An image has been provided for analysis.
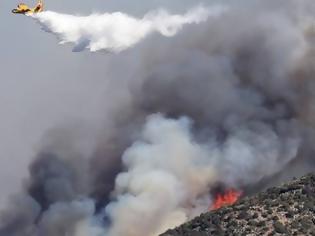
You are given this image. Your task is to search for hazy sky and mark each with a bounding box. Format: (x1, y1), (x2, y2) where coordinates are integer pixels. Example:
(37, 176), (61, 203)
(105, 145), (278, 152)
(0, 0), (212, 207)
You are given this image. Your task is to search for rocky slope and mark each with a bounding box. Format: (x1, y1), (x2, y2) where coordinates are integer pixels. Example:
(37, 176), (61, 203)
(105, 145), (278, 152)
(161, 173), (315, 236)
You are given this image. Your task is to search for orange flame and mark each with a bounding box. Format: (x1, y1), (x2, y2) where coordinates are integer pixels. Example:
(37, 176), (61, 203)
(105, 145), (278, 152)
(210, 189), (242, 210)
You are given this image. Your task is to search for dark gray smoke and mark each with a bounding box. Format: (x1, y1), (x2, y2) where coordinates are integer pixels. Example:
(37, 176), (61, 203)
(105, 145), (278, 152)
(2, 1), (315, 235)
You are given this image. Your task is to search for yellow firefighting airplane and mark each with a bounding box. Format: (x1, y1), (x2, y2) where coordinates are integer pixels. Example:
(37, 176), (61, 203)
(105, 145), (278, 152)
(12, 0), (43, 15)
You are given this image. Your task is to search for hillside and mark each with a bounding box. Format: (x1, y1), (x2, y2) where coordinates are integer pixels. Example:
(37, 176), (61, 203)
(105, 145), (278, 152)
(161, 174), (315, 236)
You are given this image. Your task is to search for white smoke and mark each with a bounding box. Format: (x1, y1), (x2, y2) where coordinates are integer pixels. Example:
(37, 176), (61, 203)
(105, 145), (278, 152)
(31, 5), (226, 52)
(106, 114), (216, 236)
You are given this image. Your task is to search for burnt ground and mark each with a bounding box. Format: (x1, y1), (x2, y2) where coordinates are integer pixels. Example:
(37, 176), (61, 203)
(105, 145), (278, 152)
(161, 173), (315, 236)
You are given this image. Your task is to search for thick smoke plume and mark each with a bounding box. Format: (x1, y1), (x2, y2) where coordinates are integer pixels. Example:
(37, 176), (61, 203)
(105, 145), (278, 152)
(3, 1), (315, 236)
(32, 6), (225, 52)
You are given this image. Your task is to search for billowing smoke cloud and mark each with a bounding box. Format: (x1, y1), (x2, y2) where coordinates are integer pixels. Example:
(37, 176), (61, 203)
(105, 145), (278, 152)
(105, 114), (216, 236)
(32, 6), (225, 52)
(3, 1), (315, 236)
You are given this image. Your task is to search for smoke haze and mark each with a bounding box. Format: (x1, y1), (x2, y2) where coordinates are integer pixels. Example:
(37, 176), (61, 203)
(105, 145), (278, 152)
(2, 0), (315, 236)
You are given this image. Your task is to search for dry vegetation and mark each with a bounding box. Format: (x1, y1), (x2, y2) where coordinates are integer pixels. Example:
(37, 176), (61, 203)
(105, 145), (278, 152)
(161, 174), (315, 236)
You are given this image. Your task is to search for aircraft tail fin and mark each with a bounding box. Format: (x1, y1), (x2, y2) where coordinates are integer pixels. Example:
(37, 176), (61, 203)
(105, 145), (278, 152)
(33, 0), (43, 13)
